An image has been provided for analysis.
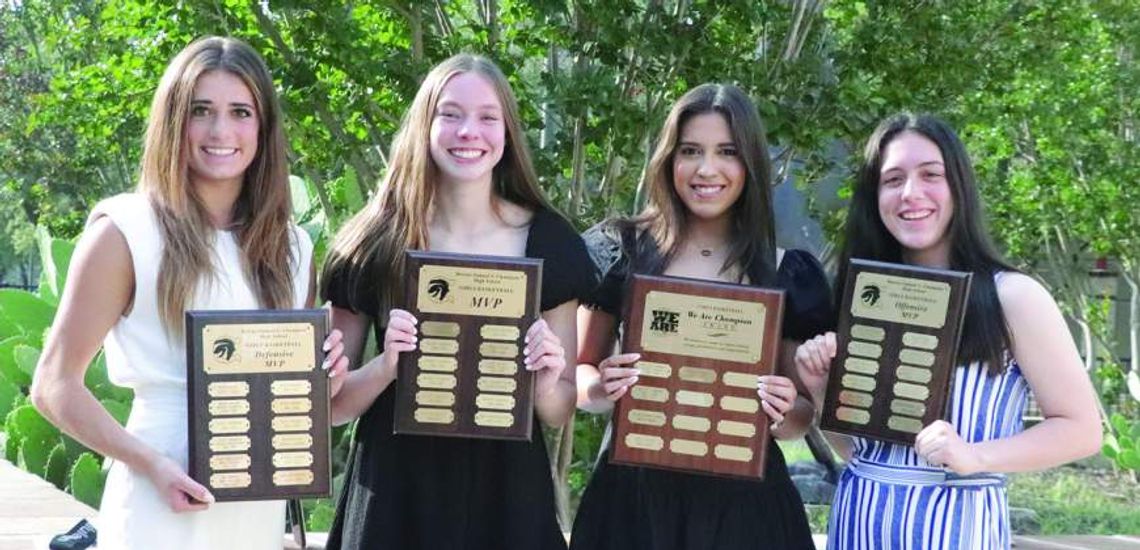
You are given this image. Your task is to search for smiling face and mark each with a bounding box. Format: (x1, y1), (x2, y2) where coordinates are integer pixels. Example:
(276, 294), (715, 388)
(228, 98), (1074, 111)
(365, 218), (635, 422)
(671, 112), (746, 223)
(428, 71), (506, 187)
(877, 131), (955, 267)
(185, 70), (259, 191)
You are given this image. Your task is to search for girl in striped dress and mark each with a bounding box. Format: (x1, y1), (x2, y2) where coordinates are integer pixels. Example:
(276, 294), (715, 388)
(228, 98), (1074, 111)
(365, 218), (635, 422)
(795, 113), (1102, 549)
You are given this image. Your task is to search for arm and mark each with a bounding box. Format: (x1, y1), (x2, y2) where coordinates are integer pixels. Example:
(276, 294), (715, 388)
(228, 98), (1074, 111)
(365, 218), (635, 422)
(767, 339), (815, 440)
(326, 306), (410, 426)
(31, 217), (213, 511)
(917, 273), (1102, 474)
(793, 332), (856, 460)
(528, 300), (579, 428)
(575, 306), (639, 414)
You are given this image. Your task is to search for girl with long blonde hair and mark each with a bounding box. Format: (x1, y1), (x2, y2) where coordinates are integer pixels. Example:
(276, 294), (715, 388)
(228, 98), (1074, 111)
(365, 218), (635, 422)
(31, 36), (344, 549)
(320, 54), (594, 549)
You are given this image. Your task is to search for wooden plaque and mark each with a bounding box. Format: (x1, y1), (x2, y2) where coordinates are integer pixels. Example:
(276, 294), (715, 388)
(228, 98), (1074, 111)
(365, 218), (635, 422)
(609, 274), (785, 479)
(819, 259), (972, 444)
(186, 309), (331, 501)
(393, 251), (542, 440)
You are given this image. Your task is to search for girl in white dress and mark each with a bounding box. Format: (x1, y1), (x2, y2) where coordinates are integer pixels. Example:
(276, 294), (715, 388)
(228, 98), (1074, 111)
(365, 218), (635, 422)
(30, 36), (348, 549)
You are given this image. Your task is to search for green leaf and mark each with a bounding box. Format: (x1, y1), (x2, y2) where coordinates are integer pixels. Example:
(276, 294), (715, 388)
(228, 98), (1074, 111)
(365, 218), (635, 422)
(19, 430), (57, 477)
(44, 442), (70, 489)
(0, 375), (20, 422)
(290, 175), (313, 219)
(36, 225), (76, 305)
(0, 336), (31, 387)
(0, 290), (57, 346)
(37, 270), (58, 306)
(101, 399), (131, 426)
(1120, 449), (1140, 471)
(4, 431), (18, 462)
(13, 345), (40, 379)
(343, 166), (364, 213)
(69, 452), (106, 508)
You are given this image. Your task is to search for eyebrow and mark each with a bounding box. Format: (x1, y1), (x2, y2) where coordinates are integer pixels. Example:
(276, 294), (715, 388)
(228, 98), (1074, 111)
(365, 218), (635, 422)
(882, 160), (944, 172)
(677, 141), (736, 147)
(437, 100), (502, 110)
(191, 99), (255, 109)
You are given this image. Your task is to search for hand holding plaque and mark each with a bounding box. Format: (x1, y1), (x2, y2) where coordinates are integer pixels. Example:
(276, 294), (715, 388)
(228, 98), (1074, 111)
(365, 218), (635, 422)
(393, 251), (542, 440)
(609, 274), (785, 479)
(186, 309), (332, 501)
(819, 259), (972, 444)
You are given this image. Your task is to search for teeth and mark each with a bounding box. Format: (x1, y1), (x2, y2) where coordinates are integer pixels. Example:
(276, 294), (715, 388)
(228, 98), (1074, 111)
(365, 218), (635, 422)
(901, 210), (932, 220)
(692, 184), (724, 197)
(450, 149), (483, 159)
(204, 147), (237, 156)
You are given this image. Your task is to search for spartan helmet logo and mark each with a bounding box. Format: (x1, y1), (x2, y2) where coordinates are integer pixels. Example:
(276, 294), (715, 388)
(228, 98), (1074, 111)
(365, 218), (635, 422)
(212, 338), (237, 362)
(860, 284), (882, 307)
(427, 278), (451, 301)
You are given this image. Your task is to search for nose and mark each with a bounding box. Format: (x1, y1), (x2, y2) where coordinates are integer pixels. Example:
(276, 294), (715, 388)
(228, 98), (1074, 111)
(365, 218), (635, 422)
(900, 175), (919, 200)
(456, 116), (476, 140)
(696, 153), (717, 178)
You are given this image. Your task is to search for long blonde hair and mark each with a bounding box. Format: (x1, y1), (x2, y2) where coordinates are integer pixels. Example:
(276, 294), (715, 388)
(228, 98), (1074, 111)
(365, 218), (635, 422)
(140, 36), (294, 334)
(321, 54), (551, 317)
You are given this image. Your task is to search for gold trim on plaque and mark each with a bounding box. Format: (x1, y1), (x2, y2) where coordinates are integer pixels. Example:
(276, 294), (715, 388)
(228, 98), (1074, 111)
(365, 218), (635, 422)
(271, 397), (312, 414)
(474, 411), (515, 427)
(202, 323), (315, 375)
(844, 357), (881, 375)
(207, 381), (249, 398)
(902, 332), (939, 350)
(669, 438), (709, 457)
(838, 390), (874, 408)
(835, 407), (871, 425)
(848, 341), (883, 359)
(415, 390), (456, 407)
(631, 385), (669, 402)
(272, 415), (313, 432)
(420, 338), (460, 355)
(272, 451), (314, 469)
(672, 414), (711, 433)
(478, 359), (518, 376)
(888, 416), (924, 433)
(841, 373), (877, 392)
(209, 436), (251, 453)
(419, 355), (459, 372)
(627, 409), (667, 427)
(899, 349), (935, 367)
(675, 390), (714, 408)
(479, 342), (518, 358)
(893, 381), (929, 401)
(270, 379), (312, 396)
(272, 433), (314, 450)
(850, 324), (887, 342)
(636, 361), (672, 378)
(890, 399), (926, 418)
(417, 373), (458, 390)
(722, 371), (757, 389)
(640, 291), (768, 363)
(208, 418), (251, 434)
(420, 321), (461, 338)
(480, 324), (521, 341)
(209, 454), (251, 471)
(678, 366), (717, 384)
(720, 396), (760, 413)
(477, 376), (517, 393)
(208, 399), (250, 416)
(210, 472), (251, 489)
(475, 394), (516, 410)
(273, 469), (315, 486)
(897, 365), (933, 383)
(714, 444), (754, 462)
(414, 407), (455, 424)
(625, 433), (664, 451)
(850, 272), (952, 329)
(416, 264), (528, 318)
(717, 419), (756, 438)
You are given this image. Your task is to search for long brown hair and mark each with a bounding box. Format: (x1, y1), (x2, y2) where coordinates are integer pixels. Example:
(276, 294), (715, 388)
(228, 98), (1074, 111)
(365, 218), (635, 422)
(140, 36), (294, 334)
(321, 54), (552, 317)
(617, 83), (778, 287)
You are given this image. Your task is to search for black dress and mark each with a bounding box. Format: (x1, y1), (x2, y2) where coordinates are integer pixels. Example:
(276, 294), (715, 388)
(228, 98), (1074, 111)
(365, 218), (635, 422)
(569, 224), (834, 550)
(324, 209), (596, 550)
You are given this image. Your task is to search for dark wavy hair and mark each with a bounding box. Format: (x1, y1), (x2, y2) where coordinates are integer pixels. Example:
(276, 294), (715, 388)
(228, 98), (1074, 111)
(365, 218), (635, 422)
(838, 113), (1017, 373)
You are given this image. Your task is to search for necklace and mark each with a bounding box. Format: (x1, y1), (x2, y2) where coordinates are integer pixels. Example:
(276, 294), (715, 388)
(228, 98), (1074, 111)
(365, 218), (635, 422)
(700, 249), (713, 257)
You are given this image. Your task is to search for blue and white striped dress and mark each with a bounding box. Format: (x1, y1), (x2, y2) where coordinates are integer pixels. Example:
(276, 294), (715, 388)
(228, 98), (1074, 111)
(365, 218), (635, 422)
(827, 359), (1031, 549)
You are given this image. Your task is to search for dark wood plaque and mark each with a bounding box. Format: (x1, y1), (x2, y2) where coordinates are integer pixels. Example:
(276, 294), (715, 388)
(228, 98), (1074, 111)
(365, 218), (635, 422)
(393, 251), (542, 440)
(609, 274), (785, 479)
(819, 259), (972, 444)
(186, 309), (331, 501)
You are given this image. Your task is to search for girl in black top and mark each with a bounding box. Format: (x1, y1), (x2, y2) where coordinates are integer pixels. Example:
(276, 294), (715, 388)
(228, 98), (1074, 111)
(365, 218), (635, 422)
(570, 84), (831, 550)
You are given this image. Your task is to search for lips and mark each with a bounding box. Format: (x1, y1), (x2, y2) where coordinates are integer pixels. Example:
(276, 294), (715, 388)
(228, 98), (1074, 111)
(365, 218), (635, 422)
(899, 208), (934, 221)
(202, 147), (239, 157)
(690, 183), (726, 198)
(448, 148), (485, 160)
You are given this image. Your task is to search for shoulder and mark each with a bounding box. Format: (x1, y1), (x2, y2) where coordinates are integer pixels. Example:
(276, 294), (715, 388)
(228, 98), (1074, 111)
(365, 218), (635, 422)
(527, 208), (588, 258)
(995, 271), (1057, 321)
(777, 248), (824, 274)
(89, 192), (150, 224)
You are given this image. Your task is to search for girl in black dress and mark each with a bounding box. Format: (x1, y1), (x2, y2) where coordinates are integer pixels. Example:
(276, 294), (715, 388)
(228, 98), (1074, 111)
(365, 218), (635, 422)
(319, 54), (594, 550)
(570, 84), (831, 550)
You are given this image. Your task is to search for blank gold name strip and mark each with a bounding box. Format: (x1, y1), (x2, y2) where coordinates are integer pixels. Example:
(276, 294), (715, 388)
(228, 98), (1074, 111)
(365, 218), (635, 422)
(636, 361), (672, 378)
(208, 399), (250, 416)
(627, 409), (666, 427)
(207, 381), (249, 398)
(722, 372), (757, 389)
(678, 366), (716, 384)
(480, 324), (520, 341)
(270, 379), (312, 396)
(419, 356), (459, 372)
(478, 359), (518, 376)
(474, 411), (514, 428)
(420, 321), (460, 338)
(414, 407), (454, 424)
(421, 338), (459, 355)
(479, 342), (518, 359)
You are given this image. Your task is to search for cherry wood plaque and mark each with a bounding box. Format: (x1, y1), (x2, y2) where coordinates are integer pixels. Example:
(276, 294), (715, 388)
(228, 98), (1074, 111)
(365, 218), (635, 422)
(819, 259), (973, 444)
(609, 274), (785, 479)
(393, 251), (542, 440)
(186, 309), (331, 501)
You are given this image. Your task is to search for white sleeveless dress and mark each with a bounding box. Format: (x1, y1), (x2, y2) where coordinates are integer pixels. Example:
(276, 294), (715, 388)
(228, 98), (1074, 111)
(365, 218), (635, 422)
(90, 193), (312, 549)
